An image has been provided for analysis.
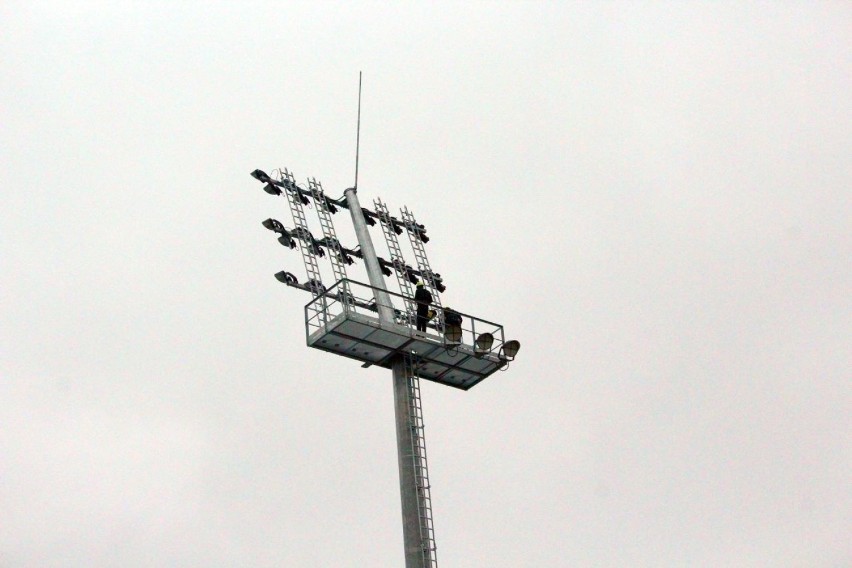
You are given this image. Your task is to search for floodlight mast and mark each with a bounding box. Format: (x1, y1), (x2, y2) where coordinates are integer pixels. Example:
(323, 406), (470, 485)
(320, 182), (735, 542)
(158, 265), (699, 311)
(344, 187), (431, 567)
(255, 166), (520, 567)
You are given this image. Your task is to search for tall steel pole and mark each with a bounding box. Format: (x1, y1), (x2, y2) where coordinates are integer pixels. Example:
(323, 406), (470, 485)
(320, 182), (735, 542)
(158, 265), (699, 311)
(344, 188), (393, 321)
(344, 188), (427, 567)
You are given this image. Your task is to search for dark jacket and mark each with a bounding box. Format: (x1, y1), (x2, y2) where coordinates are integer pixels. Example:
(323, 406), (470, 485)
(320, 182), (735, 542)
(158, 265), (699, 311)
(414, 287), (432, 312)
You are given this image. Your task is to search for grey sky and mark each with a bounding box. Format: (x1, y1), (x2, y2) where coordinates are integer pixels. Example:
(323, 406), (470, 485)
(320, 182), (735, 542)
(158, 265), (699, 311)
(1, 2), (850, 566)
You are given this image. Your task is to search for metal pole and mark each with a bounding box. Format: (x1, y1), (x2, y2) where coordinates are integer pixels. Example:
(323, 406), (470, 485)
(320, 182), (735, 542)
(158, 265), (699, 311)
(344, 188), (394, 322)
(343, 187), (425, 567)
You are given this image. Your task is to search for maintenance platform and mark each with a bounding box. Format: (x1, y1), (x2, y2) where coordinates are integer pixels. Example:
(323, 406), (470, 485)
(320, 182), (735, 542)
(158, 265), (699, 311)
(301, 279), (508, 390)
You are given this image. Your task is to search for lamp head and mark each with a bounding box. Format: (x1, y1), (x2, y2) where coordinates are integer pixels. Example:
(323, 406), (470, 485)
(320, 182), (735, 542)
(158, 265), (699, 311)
(474, 333), (494, 356)
(274, 271), (298, 285)
(500, 340), (521, 361)
(251, 169), (272, 183)
(262, 218), (285, 233)
(361, 208), (376, 226)
(444, 324), (462, 344)
(263, 183), (282, 196)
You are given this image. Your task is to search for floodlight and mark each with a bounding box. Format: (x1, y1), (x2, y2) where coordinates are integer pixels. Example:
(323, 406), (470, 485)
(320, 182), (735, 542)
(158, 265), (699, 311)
(500, 340), (521, 361)
(262, 218), (285, 233)
(337, 291), (356, 306)
(274, 271), (299, 285)
(361, 208), (377, 226)
(291, 227), (324, 256)
(263, 183), (282, 196)
(444, 324), (462, 344)
(405, 221), (430, 243)
(422, 270), (446, 293)
(377, 257), (394, 277)
(394, 261), (419, 284)
(341, 244), (362, 259)
(474, 333), (494, 356)
(251, 169), (272, 183)
(432, 274), (446, 293)
(306, 279), (326, 295)
(278, 235), (296, 249)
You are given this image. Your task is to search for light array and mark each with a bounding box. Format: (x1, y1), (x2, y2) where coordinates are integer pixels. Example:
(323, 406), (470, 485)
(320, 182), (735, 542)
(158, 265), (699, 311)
(252, 169), (446, 294)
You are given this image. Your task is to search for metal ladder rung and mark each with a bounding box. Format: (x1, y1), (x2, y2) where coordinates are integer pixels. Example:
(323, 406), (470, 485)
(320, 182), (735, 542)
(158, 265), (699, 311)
(400, 206), (443, 333)
(403, 352), (438, 567)
(307, 178), (351, 308)
(375, 198), (416, 322)
(280, 169), (323, 296)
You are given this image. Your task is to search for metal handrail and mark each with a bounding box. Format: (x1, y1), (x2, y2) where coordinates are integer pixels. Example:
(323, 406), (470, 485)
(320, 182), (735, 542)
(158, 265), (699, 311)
(304, 278), (506, 354)
(306, 278), (503, 328)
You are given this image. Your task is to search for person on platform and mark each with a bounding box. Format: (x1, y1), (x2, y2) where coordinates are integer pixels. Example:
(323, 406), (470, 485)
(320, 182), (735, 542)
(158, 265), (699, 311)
(414, 282), (433, 332)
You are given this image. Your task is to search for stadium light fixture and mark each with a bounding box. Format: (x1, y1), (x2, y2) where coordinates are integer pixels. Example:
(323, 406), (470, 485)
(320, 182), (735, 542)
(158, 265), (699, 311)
(474, 332), (494, 357)
(500, 340), (521, 361)
(444, 324), (462, 344)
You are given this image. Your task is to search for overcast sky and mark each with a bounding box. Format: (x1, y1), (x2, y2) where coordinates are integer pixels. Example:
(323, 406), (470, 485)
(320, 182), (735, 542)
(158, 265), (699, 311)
(1, 2), (850, 567)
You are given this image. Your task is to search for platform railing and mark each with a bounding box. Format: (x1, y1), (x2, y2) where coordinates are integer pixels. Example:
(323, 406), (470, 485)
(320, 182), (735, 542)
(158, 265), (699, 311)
(304, 278), (505, 357)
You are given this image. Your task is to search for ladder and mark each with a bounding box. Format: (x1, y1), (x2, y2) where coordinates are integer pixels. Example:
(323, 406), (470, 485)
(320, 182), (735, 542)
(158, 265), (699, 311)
(374, 198), (416, 324)
(279, 169), (325, 325)
(404, 353), (438, 568)
(400, 206), (443, 330)
(308, 177), (351, 309)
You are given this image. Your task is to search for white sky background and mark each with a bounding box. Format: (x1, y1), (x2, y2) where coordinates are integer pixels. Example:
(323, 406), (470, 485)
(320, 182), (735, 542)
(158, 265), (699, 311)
(1, 1), (850, 566)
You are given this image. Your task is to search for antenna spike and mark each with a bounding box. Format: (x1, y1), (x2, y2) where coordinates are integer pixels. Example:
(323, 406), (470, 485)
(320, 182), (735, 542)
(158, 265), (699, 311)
(354, 71), (362, 191)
